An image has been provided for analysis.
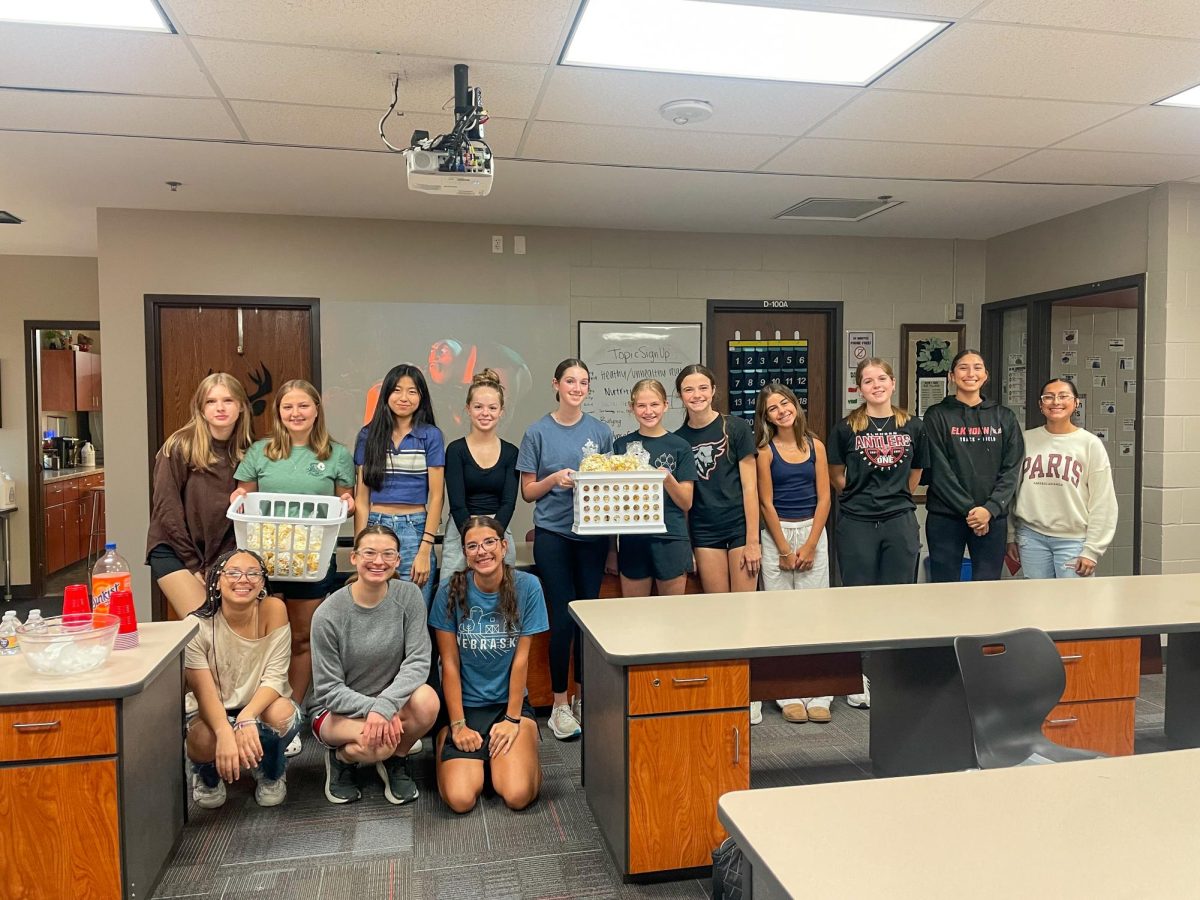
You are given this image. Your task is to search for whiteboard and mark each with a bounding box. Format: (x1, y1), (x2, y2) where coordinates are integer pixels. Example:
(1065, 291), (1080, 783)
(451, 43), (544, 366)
(577, 321), (703, 436)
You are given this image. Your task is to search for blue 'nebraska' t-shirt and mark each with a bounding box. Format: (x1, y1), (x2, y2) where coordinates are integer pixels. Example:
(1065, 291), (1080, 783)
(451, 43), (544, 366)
(516, 413), (613, 537)
(429, 570), (550, 707)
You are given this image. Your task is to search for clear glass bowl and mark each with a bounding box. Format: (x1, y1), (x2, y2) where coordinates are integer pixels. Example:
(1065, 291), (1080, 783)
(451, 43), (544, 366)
(16, 614), (120, 676)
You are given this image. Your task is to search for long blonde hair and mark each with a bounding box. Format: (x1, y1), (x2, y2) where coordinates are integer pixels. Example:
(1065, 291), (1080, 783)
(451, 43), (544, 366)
(159, 373), (253, 471)
(753, 383), (811, 449)
(265, 379), (334, 461)
(846, 358), (910, 433)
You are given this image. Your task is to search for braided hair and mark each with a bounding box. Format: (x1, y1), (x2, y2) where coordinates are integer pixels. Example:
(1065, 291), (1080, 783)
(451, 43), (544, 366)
(446, 516), (519, 636)
(193, 548), (272, 619)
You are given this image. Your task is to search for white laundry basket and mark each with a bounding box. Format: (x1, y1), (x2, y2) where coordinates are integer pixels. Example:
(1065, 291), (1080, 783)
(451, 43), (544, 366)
(227, 492), (348, 582)
(572, 471), (667, 535)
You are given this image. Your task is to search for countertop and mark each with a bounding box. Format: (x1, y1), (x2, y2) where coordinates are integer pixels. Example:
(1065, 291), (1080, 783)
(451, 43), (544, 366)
(570, 573), (1200, 664)
(0, 619), (197, 705)
(42, 465), (104, 484)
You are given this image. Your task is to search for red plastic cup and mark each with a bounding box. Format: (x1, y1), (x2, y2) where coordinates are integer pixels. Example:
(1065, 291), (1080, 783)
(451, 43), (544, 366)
(108, 589), (139, 649)
(63, 583), (90, 627)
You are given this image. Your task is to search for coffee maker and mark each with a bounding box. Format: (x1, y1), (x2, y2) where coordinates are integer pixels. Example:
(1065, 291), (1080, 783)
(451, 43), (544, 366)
(55, 437), (83, 468)
(41, 434), (60, 470)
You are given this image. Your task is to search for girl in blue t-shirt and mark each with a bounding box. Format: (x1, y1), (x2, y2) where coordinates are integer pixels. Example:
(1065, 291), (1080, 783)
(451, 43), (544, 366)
(430, 516), (549, 813)
(517, 358), (613, 741)
(613, 379), (696, 597)
(354, 364), (445, 607)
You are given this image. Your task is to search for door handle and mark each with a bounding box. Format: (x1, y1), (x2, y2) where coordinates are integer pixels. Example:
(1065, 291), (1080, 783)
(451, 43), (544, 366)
(237, 308), (245, 356)
(1046, 717), (1078, 726)
(13, 721), (62, 730)
(733, 726), (740, 765)
(1059, 654), (1083, 662)
(671, 676), (709, 686)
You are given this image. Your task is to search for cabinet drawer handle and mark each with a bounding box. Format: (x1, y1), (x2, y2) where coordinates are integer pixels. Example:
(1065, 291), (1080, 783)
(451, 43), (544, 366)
(1046, 717), (1078, 726)
(671, 676), (709, 686)
(13, 721), (62, 730)
(1060, 654), (1084, 662)
(733, 726), (740, 765)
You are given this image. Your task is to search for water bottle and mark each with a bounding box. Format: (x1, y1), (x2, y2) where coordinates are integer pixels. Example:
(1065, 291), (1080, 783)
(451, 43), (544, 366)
(0, 611), (19, 655)
(25, 609), (47, 634)
(92, 543), (132, 615)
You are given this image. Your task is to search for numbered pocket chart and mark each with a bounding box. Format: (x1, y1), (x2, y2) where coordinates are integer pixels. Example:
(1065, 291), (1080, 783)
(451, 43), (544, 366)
(727, 339), (809, 422)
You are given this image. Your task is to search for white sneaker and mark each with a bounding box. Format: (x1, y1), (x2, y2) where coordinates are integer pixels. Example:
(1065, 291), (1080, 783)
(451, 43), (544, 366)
(254, 772), (287, 807)
(549, 703), (581, 740)
(406, 738), (423, 756)
(284, 734), (302, 757)
(749, 701), (763, 725)
(191, 771), (226, 809)
(847, 676), (871, 709)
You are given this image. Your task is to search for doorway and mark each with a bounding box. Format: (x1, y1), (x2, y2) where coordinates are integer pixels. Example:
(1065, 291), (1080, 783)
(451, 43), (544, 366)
(144, 296), (321, 619)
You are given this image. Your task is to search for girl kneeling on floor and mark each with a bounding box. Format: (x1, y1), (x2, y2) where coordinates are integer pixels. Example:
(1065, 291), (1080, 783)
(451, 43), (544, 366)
(431, 516), (549, 813)
(309, 525), (441, 806)
(185, 549), (301, 809)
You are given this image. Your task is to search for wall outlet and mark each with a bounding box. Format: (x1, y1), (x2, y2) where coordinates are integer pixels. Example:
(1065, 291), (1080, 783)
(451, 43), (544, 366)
(492, 235), (503, 254)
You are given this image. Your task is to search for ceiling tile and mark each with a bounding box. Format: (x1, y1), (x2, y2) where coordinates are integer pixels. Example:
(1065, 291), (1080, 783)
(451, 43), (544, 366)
(974, 0), (1200, 40)
(193, 39), (546, 117)
(812, 91), (1133, 147)
(1058, 107), (1200, 155)
(0, 23), (215, 96)
(982, 149), (1200, 185)
(0, 89), (241, 140)
(231, 100), (526, 155)
(171, 0), (573, 64)
(877, 22), (1200, 104)
(537, 67), (857, 136)
(767, 138), (1027, 178)
(520, 121), (792, 170)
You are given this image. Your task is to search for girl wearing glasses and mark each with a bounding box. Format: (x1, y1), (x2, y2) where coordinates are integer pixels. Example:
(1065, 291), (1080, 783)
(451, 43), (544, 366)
(922, 350), (1024, 582)
(355, 364), (445, 607)
(441, 369), (519, 586)
(309, 525), (440, 805)
(1006, 379), (1117, 578)
(518, 358), (613, 741)
(148, 373), (254, 618)
(430, 516), (549, 813)
(185, 549), (301, 809)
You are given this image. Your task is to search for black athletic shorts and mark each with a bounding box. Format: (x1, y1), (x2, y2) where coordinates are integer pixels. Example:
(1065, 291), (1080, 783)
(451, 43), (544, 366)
(618, 536), (693, 580)
(439, 700), (538, 762)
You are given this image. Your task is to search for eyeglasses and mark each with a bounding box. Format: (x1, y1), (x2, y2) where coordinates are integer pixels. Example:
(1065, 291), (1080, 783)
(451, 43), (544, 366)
(464, 536), (502, 554)
(357, 549), (400, 563)
(222, 570), (265, 583)
(1039, 393), (1075, 403)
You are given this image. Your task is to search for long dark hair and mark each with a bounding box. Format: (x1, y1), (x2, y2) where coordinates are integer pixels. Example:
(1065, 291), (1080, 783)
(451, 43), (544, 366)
(362, 364), (437, 491)
(753, 382), (811, 449)
(447, 516), (519, 636)
(195, 548), (271, 619)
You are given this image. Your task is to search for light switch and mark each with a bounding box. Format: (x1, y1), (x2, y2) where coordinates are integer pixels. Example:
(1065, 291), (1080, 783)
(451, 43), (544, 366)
(514, 235), (526, 255)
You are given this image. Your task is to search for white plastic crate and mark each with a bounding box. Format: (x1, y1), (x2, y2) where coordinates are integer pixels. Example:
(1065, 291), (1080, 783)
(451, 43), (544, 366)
(227, 492), (348, 582)
(572, 471), (667, 535)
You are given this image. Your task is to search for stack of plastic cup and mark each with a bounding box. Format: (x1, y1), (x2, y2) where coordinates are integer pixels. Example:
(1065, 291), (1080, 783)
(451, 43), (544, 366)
(109, 589), (139, 650)
(63, 584), (91, 628)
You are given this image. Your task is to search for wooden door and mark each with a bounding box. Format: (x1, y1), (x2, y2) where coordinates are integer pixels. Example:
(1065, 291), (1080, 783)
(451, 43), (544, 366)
(709, 305), (834, 441)
(40, 349), (76, 412)
(628, 709), (750, 873)
(45, 505), (66, 574)
(64, 498), (83, 566)
(156, 304), (315, 443)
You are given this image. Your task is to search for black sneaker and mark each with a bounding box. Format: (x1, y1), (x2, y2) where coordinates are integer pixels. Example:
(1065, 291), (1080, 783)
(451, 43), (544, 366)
(324, 748), (361, 804)
(375, 754), (419, 805)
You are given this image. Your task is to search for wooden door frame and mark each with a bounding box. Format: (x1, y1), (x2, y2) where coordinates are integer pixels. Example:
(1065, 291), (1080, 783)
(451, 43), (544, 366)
(706, 298), (844, 433)
(24, 318), (101, 600)
(143, 295), (321, 620)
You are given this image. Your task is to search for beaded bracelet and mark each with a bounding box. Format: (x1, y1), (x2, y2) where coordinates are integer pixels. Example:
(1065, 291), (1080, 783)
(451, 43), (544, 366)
(232, 720), (254, 731)
(450, 718), (467, 730)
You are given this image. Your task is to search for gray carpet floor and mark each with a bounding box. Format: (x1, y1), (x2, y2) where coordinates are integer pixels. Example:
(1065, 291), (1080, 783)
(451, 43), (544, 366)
(152, 674), (1169, 899)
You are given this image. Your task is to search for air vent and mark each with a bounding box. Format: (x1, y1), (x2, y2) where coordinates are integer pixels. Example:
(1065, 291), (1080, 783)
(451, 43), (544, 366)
(0, 211), (23, 225)
(774, 197), (902, 222)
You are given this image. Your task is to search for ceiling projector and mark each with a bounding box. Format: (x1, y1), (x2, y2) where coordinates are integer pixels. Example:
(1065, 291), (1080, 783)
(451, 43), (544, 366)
(382, 63), (494, 197)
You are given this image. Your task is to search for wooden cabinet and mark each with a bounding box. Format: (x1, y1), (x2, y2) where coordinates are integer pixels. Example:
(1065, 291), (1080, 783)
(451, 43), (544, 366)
(0, 701), (117, 763)
(1044, 637), (1140, 756)
(40, 348), (102, 412)
(629, 659), (749, 715)
(44, 504), (67, 573)
(41, 471), (104, 574)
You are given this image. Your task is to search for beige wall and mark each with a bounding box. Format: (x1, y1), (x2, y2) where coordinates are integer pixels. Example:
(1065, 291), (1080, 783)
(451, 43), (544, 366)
(96, 209), (983, 616)
(0, 255), (100, 586)
(985, 191), (1151, 303)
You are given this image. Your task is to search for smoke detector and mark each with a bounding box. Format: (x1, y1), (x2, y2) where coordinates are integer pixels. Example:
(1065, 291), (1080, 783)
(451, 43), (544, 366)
(659, 99), (713, 125)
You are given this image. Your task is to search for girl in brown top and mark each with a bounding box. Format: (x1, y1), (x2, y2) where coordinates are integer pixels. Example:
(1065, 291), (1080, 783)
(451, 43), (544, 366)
(147, 373), (254, 618)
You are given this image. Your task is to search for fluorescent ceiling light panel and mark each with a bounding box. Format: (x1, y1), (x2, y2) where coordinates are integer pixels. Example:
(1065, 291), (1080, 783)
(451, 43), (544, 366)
(562, 0), (947, 86)
(1156, 84), (1200, 109)
(0, 0), (171, 31)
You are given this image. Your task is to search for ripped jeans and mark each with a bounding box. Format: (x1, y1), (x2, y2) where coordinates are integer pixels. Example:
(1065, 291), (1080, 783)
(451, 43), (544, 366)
(190, 699), (303, 782)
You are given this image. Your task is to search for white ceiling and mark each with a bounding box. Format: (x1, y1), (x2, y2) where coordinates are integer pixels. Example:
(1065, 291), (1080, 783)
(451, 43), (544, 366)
(4, 0), (1200, 255)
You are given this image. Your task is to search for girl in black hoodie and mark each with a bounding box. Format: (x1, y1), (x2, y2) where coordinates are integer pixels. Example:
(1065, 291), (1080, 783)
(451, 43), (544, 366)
(923, 350), (1024, 582)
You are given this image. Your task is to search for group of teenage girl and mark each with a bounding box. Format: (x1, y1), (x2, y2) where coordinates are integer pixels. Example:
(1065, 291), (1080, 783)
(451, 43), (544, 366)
(147, 347), (1118, 811)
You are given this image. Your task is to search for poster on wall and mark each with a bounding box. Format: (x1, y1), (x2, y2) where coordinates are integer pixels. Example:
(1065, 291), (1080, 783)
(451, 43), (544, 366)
(726, 335), (809, 423)
(578, 321), (702, 434)
(899, 323), (965, 413)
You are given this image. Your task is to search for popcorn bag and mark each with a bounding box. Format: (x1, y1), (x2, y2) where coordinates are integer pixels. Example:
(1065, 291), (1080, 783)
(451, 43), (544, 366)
(572, 439), (666, 535)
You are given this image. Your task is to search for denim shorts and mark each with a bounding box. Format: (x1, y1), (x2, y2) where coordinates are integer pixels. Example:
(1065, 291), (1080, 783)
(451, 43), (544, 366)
(366, 511), (437, 606)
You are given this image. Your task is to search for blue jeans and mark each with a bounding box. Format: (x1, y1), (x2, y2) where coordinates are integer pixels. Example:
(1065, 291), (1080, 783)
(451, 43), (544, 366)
(193, 700), (302, 784)
(367, 511), (437, 607)
(1016, 525), (1084, 579)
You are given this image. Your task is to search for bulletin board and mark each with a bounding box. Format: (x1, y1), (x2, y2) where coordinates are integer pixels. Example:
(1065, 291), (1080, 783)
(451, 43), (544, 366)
(577, 321), (703, 435)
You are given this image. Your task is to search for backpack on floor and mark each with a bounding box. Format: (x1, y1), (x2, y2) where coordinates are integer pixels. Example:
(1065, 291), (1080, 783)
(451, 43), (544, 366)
(712, 836), (747, 900)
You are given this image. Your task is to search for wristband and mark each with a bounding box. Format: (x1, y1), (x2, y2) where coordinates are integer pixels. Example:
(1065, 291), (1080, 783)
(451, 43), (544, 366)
(503, 714), (522, 726)
(232, 720), (254, 731)
(420, 537), (434, 546)
(423, 531), (436, 538)
(450, 718), (467, 730)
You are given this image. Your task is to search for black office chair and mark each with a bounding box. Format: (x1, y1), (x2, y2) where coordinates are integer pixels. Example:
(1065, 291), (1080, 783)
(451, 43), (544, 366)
(953, 628), (1105, 769)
